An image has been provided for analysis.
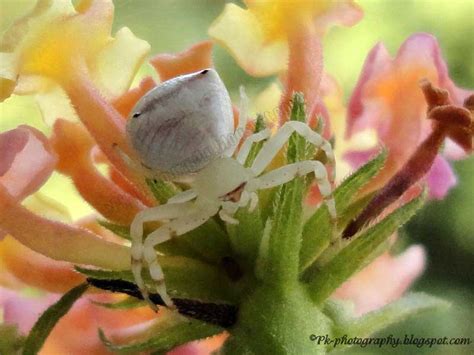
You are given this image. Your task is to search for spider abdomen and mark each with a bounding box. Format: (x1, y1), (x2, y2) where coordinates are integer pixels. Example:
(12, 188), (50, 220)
(126, 69), (234, 177)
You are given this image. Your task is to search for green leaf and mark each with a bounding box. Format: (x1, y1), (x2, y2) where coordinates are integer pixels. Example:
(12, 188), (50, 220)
(92, 296), (145, 309)
(146, 178), (180, 204)
(99, 311), (222, 353)
(226, 114), (267, 269)
(0, 324), (24, 355)
(332, 293), (450, 340)
(97, 218), (227, 263)
(308, 193), (376, 270)
(299, 150), (387, 272)
(98, 220), (131, 240)
(333, 149), (387, 211)
(172, 220), (232, 264)
(244, 114), (267, 168)
(76, 255), (238, 303)
(226, 207), (264, 271)
(22, 283), (88, 355)
(307, 193), (425, 304)
(265, 93), (308, 283)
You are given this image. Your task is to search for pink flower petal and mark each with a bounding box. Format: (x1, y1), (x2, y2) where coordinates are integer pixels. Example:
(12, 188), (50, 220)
(426, 155), (457, 199)
(347, 42), (392, 137)
(0, 126), (56, 200)
(345, 33), (472, 197)
(343, 148), (379, 170)
(0, 288), (58, 334)
(313, 1), (363, 34)
(333, 245), (426, 315)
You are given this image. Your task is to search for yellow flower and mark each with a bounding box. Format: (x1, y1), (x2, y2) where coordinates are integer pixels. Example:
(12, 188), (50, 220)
(0, 0), (150, 123)
(0, 0), (153, 198)
(209, 0), (362, 77)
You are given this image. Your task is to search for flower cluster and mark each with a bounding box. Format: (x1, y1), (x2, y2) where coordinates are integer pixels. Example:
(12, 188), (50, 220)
(0, 0), (472, 354)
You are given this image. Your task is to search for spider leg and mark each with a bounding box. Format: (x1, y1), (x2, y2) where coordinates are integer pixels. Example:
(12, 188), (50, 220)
(142, 203), (219, 306)
(251, 121), (335, 182)
(113, 143), (156, 179)
(225, 86), (249, 157)
(219, 209), (239, 224)
(167, 189), (197, 204)
(220, 201), (240, 224)
(251, 161), (336, 220)
(248, 192), (259, 212)
(130, 202), (194, 309)
(236, 128), (272, 164)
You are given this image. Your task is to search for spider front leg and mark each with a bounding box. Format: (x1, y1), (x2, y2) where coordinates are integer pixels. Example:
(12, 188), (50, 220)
(236, 128), (272, 164)
(251, 121), (336, 182)
(219, 190), (257, 224)
(226, 87), (250, 156)
(130, 202), (195, 309)
(138, 201), (219, 308)
(250, 161), (336, 220)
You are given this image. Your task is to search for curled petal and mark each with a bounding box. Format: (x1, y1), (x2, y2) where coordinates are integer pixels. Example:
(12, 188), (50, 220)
(0, 185), (130, 270)
(333, 245), (426, 315)
(0, 126), (56, 200)
(150, 40), (214, 82)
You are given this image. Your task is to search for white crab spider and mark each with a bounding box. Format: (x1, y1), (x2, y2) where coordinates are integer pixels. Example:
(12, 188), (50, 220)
(125, 68), (336, 308)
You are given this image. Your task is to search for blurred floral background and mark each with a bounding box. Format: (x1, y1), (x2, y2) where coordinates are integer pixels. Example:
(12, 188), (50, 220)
(0, 0), (472, 354)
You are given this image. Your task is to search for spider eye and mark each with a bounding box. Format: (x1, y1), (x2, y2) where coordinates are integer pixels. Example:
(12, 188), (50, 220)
(200, 69), (209, 75)
(132, 112), (141, 118)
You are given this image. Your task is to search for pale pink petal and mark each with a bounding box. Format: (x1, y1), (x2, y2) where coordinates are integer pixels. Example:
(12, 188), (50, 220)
(0, 126), (56, 200)
(444, 138), (468, 160)
(42, 294), (155, 355)
(345, 33), (472, 197)
(0, 288), (58, 334)
(426, 155), (457, 199)
(313, 1), (363, 34)
(169, 335), (226, 355)
(397, 33), (473, 106)
(343, 148), (379, 170)
(347, 42), (392, 137)
(333, 245), (426, 315)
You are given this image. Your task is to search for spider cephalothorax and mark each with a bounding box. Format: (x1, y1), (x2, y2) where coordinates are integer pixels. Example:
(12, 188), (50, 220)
(125, 69), (336, 308)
